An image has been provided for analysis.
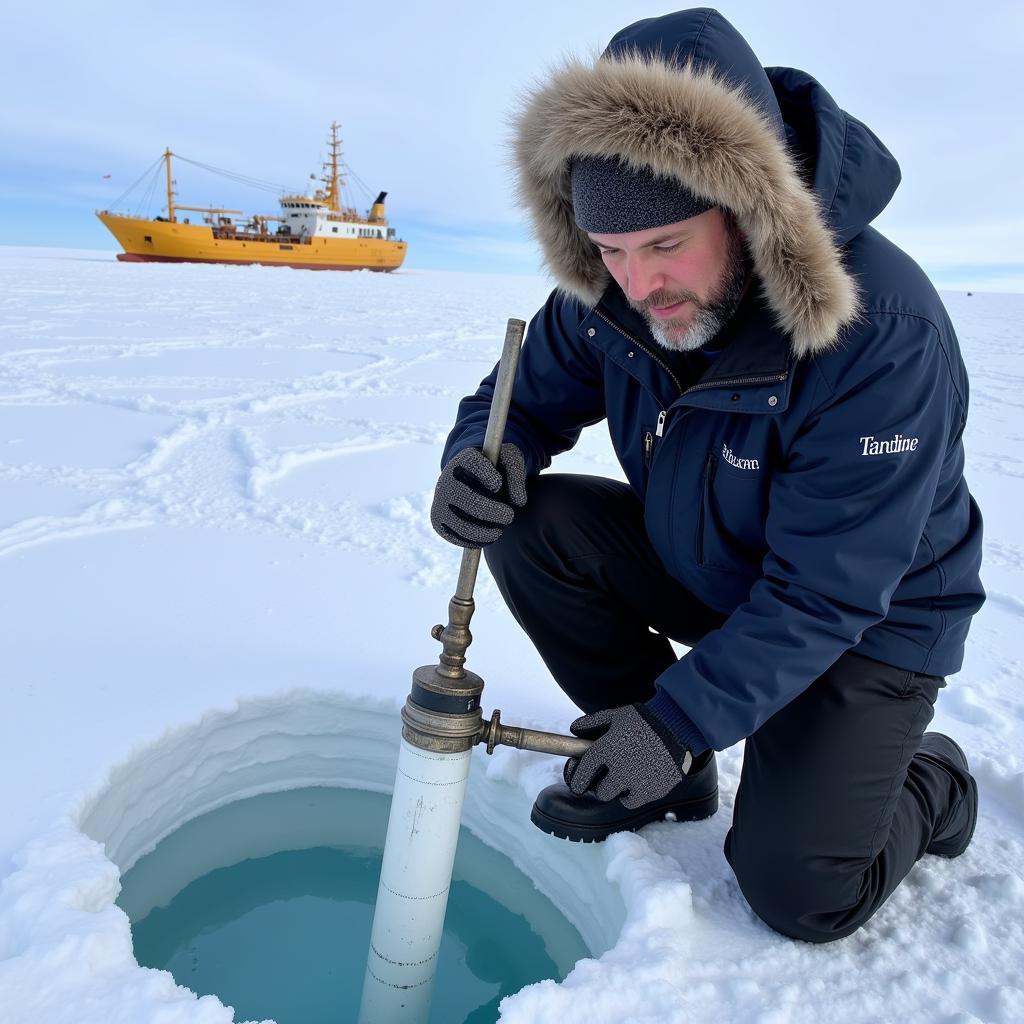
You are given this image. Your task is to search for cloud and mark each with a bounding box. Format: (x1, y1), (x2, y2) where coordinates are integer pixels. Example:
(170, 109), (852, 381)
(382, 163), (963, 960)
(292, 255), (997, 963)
(879, 216), (1024, 276)
(3, 0), (1021, 278)
(934, 269), (1024, 295)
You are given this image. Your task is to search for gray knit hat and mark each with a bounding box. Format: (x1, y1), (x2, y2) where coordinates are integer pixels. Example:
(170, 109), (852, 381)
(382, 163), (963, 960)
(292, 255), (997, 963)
(570, 154), (714, 233)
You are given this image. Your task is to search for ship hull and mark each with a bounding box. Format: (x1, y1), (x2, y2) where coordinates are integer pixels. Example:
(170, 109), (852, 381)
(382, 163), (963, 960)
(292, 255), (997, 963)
(97, 213), (407, 271)
(115, 252), (395, 271)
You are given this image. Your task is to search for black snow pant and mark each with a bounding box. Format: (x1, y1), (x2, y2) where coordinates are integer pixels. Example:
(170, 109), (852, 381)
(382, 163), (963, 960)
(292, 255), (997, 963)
(484, 474), (967, 944)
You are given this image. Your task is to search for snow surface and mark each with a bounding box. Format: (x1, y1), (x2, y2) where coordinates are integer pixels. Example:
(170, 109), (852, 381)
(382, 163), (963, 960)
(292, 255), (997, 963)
(0, 245), (1022, 1023)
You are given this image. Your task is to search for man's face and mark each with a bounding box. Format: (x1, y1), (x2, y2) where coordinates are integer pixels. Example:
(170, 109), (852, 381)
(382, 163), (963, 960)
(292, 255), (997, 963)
(588, 208), (750, 352)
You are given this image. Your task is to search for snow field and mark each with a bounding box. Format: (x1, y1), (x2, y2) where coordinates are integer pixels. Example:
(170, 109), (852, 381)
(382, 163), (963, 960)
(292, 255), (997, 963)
(0, 247), (1022, 1022)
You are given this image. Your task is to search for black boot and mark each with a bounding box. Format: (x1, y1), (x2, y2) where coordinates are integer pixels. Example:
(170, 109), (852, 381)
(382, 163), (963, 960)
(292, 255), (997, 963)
(530, 749), (719, 842)
(918, 732), (979, 858)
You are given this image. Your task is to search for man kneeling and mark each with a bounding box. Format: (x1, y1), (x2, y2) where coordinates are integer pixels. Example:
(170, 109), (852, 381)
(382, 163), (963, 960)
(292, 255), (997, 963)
(431, 9), (983, 944)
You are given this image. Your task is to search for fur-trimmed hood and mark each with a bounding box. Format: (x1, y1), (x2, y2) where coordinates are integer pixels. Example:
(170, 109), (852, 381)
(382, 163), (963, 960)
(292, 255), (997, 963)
(512, 9), (902, 357)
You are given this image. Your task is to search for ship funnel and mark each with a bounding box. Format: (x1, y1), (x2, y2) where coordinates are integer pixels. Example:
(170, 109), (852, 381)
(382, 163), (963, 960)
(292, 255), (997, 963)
(368, 191), (388, 223)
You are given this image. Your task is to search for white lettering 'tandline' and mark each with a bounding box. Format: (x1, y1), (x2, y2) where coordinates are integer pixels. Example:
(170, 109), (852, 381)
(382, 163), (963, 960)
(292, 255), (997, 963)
(860, 434), (919, 456)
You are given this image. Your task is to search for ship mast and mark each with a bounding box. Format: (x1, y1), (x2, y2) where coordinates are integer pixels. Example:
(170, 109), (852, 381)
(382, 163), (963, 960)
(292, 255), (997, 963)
(322, 122), (343, 213)
(165, 148), (176, 223)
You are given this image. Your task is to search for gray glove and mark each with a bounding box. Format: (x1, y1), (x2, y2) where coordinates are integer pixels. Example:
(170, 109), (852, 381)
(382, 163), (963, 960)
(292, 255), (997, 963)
(564, 703), (694, 808)
(431, 443), (528, 548)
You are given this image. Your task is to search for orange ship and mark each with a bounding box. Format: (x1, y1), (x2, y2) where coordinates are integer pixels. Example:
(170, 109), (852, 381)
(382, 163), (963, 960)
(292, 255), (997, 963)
(97, 123), (407, 272)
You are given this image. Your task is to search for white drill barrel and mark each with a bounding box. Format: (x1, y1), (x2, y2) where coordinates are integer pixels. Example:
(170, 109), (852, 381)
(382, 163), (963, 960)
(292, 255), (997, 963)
(358, 737), (472, 1024)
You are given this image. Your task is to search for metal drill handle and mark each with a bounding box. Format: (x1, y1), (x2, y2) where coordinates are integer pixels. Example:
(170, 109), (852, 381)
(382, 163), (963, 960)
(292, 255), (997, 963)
(431, 318), (526, 684)
(454, 318), (526, 604)
(480, 709), (592, 757)
(480, 320), (526, 466)
(414, 316), (591, 760)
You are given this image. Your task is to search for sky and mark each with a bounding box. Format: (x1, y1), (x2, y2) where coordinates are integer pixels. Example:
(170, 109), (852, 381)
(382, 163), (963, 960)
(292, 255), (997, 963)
(1, 0), (1021, 290)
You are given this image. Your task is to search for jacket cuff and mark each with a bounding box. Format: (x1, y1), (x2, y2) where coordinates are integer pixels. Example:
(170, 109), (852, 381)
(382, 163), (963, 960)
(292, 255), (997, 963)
(646, 688), (712, 755)
(441, 435), (542, 478)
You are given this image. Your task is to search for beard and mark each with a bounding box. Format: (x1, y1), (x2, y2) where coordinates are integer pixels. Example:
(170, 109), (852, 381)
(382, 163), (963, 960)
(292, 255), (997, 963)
(628, 220), (751, 353)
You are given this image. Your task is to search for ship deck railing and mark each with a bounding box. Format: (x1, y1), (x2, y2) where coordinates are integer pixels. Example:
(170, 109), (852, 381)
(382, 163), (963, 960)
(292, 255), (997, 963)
(211, 230), (312, 244)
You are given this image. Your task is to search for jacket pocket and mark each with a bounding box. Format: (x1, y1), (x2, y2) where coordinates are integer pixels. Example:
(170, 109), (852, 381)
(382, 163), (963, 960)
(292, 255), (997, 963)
(694, 449), (766, 573)
(695, 452), (716, 568)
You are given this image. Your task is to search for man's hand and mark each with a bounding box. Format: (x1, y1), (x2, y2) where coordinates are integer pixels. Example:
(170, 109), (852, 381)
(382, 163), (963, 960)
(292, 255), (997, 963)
(564, 703), (694, 808)
(430, 443), (528, 548)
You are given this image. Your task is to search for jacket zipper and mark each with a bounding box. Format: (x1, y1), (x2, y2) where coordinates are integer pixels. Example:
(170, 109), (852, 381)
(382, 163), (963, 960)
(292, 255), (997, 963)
(682, 372), (788, 394)
(644, 412), (667, 469)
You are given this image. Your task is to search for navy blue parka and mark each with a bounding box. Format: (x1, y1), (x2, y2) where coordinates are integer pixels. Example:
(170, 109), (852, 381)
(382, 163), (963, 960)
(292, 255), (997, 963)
(442, 10), (985, 753)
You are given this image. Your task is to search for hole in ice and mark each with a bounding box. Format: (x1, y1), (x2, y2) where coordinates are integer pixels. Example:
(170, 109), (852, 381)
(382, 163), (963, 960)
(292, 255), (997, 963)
(76, 693), (626, 1022)
(117, 786), (588, 1023)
